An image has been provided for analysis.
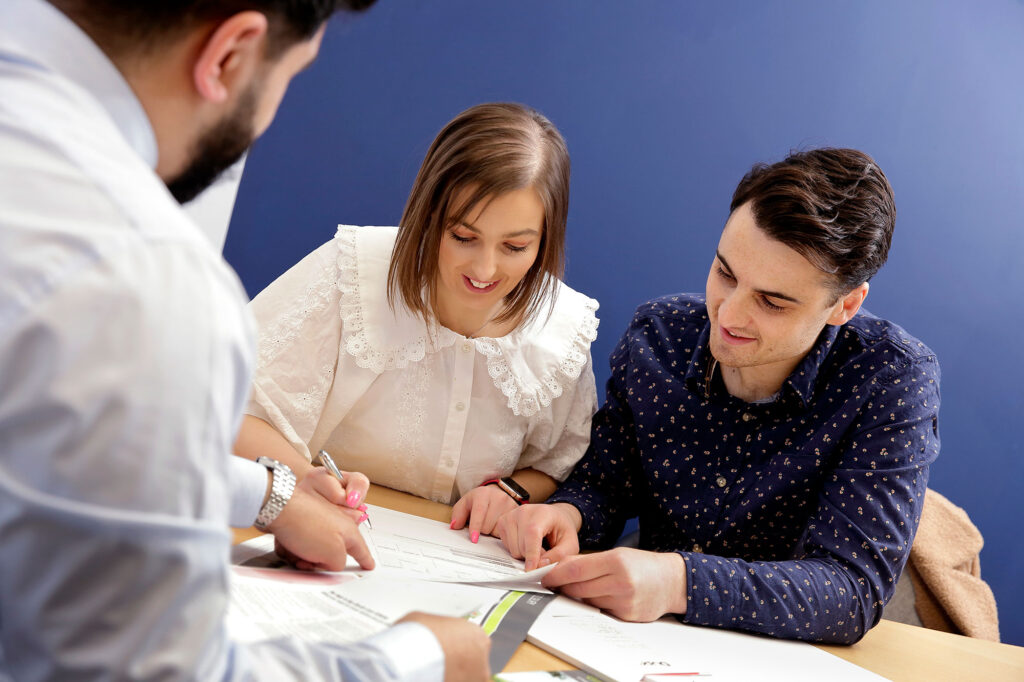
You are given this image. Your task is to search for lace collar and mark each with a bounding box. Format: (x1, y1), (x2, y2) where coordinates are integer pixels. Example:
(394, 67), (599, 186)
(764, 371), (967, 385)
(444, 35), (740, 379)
(334, 224), (599, 417)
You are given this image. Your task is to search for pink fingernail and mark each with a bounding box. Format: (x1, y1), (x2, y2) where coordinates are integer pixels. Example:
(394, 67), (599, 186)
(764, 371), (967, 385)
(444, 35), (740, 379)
(358, 512), (368, 524)
(540, 557), (551, 566)
(470, 531), (479, 543)
(357, 504), (367, 512)
(449, 520), (456, 529)
(347, 491), (361, 508)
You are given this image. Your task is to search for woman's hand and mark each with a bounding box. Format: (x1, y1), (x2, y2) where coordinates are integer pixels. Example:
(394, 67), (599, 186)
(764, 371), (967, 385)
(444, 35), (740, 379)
(449, 483), (520, 543)
(330, 466), (370, 511)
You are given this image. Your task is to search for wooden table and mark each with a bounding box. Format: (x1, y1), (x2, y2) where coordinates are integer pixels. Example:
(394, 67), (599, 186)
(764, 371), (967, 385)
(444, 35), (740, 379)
(234, 485), (1024, 681)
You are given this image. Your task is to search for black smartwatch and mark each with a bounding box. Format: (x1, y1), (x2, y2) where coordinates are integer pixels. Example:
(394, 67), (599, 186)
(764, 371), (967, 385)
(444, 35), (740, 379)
(482, 476), (530, 504)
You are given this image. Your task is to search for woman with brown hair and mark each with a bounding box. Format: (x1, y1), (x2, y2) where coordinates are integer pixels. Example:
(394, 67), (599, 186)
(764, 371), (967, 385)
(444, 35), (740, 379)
(233, 102), (599, 542)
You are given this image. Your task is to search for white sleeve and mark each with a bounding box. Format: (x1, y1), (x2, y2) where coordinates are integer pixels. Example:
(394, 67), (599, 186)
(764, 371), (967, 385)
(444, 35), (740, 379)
(247, 240), (344, 462)
(227, 455), (269, 528)
(0, 473), (445, 682)
(236, 623), (445, 682)
(518, 351), (598, 482)
(0, 241), (442, 682)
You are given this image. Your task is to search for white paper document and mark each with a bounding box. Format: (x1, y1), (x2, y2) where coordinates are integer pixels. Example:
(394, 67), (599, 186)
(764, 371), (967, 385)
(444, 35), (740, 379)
(527, 596), (889, 682)
(227, 503), (556, 647)
(229, 504), (553, 592)
(228, 522), (556, 672)
(227, 569), (501, 644)
(231, 504), (886, 681)
(362, 504), (554, 591)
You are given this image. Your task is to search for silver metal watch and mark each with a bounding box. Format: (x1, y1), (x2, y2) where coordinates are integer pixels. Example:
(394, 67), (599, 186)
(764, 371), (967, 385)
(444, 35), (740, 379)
(254, 457), (296, 530)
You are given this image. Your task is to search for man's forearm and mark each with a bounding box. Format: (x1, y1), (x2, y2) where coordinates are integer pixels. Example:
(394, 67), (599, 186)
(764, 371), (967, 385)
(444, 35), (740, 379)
(679, 553), (870, 644)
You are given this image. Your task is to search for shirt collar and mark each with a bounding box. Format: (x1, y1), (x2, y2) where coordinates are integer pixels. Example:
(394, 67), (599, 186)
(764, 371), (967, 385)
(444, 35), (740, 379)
(0, 0), (159, 169)
(782, 322), (841, 407)
(684, 317), (842, 408)
(684, 321), (717, 398)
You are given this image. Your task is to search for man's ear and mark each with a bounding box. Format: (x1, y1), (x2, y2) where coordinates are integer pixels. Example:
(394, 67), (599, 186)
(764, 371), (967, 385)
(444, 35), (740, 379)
(192, 11), (269, 103)
(827, 282), (869, 326)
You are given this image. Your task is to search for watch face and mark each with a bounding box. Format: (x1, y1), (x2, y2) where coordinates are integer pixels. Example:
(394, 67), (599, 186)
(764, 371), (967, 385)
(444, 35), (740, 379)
(502, 477), (530, 501)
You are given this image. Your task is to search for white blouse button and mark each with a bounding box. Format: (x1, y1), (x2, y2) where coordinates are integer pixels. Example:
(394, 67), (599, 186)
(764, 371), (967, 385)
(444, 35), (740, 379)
(462, 342), (472, 353)
(455, 402), (466, 411)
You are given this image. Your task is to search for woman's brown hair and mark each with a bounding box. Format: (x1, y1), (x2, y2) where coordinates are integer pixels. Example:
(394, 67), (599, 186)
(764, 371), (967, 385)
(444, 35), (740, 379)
(387, 102), (570, 327)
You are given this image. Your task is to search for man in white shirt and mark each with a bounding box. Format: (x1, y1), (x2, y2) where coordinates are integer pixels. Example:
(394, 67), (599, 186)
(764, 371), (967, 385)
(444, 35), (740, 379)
(0, 0), (490, 679)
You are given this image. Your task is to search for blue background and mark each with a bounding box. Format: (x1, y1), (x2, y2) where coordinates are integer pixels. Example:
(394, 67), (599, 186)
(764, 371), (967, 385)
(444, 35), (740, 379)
(226, 1), (1024, 645)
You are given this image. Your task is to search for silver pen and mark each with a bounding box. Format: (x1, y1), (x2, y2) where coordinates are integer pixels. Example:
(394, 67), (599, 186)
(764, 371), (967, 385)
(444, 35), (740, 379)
(317, 449), (371, 529)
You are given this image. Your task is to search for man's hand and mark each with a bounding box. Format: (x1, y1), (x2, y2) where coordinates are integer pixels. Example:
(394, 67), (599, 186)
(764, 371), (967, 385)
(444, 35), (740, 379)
(449, 484), (519, 543)
(397, 612), (491, 682)
(267, 467), (375, 571)
(541, 548), (688, 622)
(494, 502), (582, 571)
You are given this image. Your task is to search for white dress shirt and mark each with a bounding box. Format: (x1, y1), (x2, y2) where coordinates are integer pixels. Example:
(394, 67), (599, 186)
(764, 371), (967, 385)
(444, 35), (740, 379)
(248, 225), (600, 504)
(0, 0), (443, 679)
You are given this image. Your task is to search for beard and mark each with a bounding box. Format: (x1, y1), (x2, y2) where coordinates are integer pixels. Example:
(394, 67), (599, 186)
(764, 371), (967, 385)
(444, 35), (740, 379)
(166, 86), (258, 205)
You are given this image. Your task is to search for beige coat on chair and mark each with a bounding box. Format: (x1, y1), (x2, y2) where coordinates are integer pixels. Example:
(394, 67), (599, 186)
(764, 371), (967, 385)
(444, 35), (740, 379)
(907, 489), (1000, 641)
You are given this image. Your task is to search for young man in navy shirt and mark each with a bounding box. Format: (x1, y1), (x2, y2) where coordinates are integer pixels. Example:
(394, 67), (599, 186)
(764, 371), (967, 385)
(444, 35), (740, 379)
(498, 148), (940, 644)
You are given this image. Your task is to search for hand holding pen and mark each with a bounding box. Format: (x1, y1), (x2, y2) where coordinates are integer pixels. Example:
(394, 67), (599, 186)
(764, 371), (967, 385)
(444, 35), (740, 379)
(317, 450), (371, 528)
(268, 453), (374, 572)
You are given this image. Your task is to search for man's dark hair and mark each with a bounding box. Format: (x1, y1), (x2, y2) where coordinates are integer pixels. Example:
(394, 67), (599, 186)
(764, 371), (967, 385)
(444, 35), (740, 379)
(730, 148), (895, 296)
(48, 0), (375, 57)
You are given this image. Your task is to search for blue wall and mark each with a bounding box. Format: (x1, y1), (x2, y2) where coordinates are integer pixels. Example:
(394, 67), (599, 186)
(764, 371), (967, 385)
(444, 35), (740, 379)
(226, 1), (1024, 645)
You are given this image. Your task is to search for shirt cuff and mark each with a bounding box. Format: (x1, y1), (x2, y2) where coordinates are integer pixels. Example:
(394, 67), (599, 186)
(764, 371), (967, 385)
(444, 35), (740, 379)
(675, 550), (738, 627)
(227, 456), (269, 528)
(364, 622), (445, 682)
(546, 491), (599, 546)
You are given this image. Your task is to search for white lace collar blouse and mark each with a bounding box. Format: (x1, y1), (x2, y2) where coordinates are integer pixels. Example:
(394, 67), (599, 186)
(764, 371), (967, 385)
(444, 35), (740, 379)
(247, 225), (600, 504)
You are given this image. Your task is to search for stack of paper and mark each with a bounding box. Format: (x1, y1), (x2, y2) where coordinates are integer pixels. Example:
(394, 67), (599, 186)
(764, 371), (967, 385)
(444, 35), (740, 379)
(228, 504), (555, 670)
(527, 596), (890, 682)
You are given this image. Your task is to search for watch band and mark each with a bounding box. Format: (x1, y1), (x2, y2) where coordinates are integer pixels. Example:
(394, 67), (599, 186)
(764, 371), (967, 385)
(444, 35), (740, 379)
(482, 476), (530, 505)
(254, 457), (296, 530)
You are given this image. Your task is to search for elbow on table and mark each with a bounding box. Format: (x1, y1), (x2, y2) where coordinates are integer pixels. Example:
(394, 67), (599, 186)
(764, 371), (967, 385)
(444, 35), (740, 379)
(818, 586), (884, 645)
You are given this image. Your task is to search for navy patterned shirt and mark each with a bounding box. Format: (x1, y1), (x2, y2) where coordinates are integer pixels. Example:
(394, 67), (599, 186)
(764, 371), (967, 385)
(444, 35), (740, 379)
(548, 293), (940, 644)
